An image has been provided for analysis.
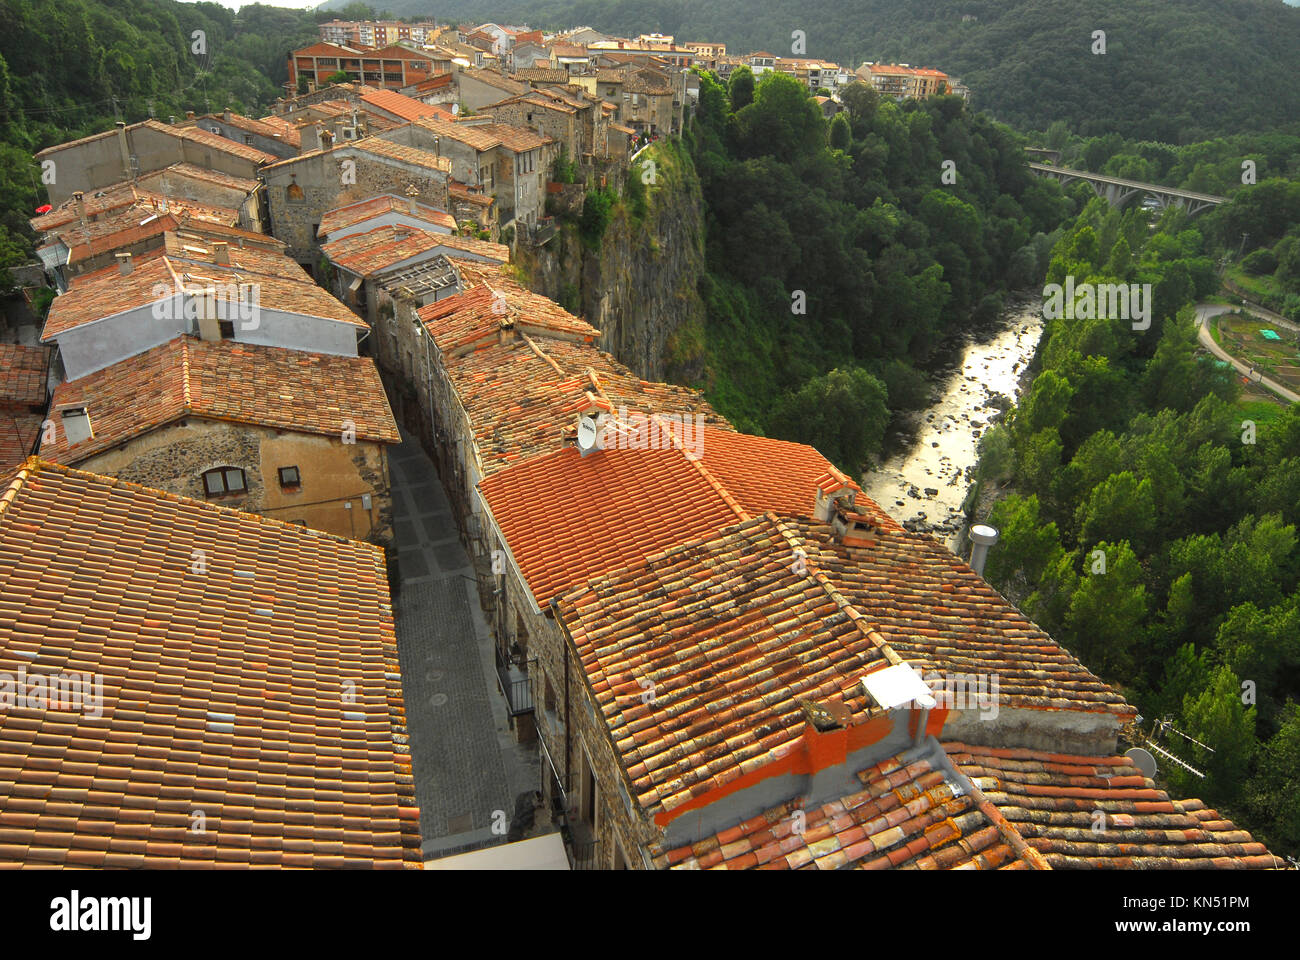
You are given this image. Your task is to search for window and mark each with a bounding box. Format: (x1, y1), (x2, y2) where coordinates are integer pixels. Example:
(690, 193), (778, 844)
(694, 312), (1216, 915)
(202, 467), (247, 498)
(278, 466), (301, 489)
(218, 320), (235, 339)
(243, 134), (253, 145)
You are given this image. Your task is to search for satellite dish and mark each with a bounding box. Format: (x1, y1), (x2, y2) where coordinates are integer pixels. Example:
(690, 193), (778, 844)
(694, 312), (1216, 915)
(576, 416), (599, 455)
(1125, 747), (1157, 779)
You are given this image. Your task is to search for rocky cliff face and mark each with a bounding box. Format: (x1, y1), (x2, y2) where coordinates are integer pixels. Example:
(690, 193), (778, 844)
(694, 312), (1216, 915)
(516, 144), (707, 385)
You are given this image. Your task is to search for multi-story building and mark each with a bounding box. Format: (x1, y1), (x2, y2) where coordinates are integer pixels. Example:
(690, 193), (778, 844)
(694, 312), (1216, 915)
(288, 42), (447, 93)
(319, 19), (442, 48)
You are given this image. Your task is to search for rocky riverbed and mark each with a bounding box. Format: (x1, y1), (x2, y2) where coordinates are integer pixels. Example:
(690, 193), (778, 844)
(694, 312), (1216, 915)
(860, 300), (1043, 553)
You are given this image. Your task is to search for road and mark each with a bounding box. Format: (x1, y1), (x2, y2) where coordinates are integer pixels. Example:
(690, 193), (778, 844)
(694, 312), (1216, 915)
(1194, 303), (1300, 405)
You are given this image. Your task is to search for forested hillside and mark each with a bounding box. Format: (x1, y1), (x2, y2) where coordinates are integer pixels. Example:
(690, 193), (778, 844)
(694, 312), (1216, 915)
(978, 192), (1300, 858)
(331, 0), (1300, 140)
(0, 0), (322, 280)
(670, 70), (1074, 468)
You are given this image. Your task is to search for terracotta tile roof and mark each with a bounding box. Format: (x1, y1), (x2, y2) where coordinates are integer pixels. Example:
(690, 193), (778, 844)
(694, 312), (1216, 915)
(254, 115), (303, 149)
(317, 194), (456, 238)
(513, 67), (569, 84)
(40, 337), (399, 464)
(785, 515), (1135, 717)
(481, 432), (851, 608)
(41, 209), (180, 267)
(559, 513), (898, 818)
(42, 246), (367, 340)
(163, 120), (279, 165)
(201, 112), (294, 143)
(359, 88), (448, 122)
(261, 136), (451, 175)
(0, 458), (420, 868)
(413, 116), (550, 154)
(945, 743), (1282, 869)
(417, 277), (593, 355)
(485, 122), (552, 153)
(461, 67), (528, 95)
(660, 744), (1043, 870)
(323, 224), (506, 277)
(0, 344), (51, 407)
(623, 75), (673, 95)
(0, 413), (43, 474)
(30, 181), (240, 236)
(449, 181), (495, 207)
(447, 335), (727, 477)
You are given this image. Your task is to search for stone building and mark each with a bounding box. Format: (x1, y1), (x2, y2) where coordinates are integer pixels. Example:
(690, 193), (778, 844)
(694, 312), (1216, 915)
(456, 67), (528, 111)
(379, 117), (553, 228)
(192, 111), (303, 160)
(38, 335), (400, 550)
(260, 135), (452, 267)
(480, 86), (610, 164)
(34, 118), (276, 205)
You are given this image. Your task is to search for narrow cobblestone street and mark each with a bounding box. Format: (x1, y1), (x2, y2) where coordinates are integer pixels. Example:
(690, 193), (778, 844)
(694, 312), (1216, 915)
(386, 431), (539, 860)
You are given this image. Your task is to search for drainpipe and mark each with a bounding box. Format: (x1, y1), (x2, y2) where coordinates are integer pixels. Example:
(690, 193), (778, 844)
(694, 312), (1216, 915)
(968, 523), (999, 577)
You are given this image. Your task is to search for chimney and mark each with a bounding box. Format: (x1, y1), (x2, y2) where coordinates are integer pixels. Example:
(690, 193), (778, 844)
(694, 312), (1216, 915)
(194, 288), (221, 341)
(72, 191), (86, 226)
(968, 523), (999, 576)
(185, 110), (195, 121)
(115, 121), (131, 180)
(212, 241), (230, 265)
(407, 196), (420, 215)
(58, 406), (94, 446)
(223, 108), (232, 123)
(115, 251), (133, 276)
(300, 124), (321, 154)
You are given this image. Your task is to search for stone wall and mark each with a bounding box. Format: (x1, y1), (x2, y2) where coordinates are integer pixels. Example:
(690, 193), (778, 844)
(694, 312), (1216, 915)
(72, 418), (393, 550)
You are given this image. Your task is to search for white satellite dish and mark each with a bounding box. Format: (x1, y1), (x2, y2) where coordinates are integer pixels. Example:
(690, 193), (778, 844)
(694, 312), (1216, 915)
(576, 416), (599, 456)
(1125, 747), (1157, 779)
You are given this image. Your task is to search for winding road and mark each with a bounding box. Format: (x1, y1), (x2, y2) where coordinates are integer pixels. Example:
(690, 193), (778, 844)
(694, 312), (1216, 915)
(1194, 302), (1300, 405)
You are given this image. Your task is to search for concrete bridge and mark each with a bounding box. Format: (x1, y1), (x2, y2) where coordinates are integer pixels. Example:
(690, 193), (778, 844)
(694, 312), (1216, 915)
(1027, 162), (1226, 216)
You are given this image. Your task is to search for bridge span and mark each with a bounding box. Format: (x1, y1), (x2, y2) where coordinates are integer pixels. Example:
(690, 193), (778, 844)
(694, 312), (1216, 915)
(1027, 161), (1225, 216)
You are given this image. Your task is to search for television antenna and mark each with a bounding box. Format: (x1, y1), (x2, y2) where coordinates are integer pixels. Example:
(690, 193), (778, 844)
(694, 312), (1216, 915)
(1121, 714), (1212, 779)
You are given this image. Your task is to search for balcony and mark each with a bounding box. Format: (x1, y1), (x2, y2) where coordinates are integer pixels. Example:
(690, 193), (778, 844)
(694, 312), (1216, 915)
(494, 647), (534, 717)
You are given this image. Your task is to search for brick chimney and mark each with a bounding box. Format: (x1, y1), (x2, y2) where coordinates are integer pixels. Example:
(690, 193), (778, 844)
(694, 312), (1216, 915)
(115, 251), (133, 276)
(212, 241), (230, 265)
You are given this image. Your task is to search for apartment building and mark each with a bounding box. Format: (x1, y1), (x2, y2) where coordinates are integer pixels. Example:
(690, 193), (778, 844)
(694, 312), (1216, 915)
(288, 42), (446, 93)
(319, 19), (442, 48)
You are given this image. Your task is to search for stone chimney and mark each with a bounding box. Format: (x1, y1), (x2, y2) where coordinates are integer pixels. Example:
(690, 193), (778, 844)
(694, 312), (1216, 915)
(212, 241), (230, 266)
(115, 251), (133, 276)
(115, 121), (131, 180)
(223, 108), (232, 123)
(72, 191), (86, 226)
(300, 124), (321, 154)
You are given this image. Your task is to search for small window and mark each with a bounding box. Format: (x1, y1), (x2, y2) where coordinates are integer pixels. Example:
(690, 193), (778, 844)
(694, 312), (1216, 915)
(203, 467), (247, 498)
(278, 466), (301, 488)
(243, 134), (253, 145)
(218, 320), (235, 339)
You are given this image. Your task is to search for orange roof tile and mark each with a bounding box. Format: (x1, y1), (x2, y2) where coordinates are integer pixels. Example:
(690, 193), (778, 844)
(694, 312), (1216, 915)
(40, 336), (399, 464)
(0, 344), (51, 407)
(0, 458), (420, 868)
(318, 194), (456, 239)
(660, 744), (1043, 870)
(944, 743), (1281, 869)
(42, 245), (367, 340)
(360, 88), (449, 122)
(323, 225), (506, 277)
(417, 278), (593, 354)
(479, 429), (850, 607)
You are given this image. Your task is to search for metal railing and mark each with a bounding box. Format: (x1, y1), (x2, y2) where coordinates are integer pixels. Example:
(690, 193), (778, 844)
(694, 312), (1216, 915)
(565, 838), (599, 871)
(495, 649), (534, 716)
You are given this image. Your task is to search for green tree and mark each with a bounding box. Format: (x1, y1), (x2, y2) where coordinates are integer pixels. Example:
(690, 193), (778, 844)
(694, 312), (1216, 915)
(769, 367), (888, 474)
(727, 65), (754, 111)
(828, 112), (851, 152)
(1170, 665), (1256, 806)
(1061, 540), (1147, 676)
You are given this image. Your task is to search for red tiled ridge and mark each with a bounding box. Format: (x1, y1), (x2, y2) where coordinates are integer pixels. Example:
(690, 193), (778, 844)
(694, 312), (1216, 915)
(322, 224), (507, 278)
(418, 278), (595, 354)
(944, 743), (1281, 869)
(40, 336), (399, 464)
(317, 194), (456, 238)
(0, 459), (421, 868)
(786, 516), (1135, 716)
(659, 747), (1044, 870)
(445, 335), (726, 478)
(558, 513), (895, 818)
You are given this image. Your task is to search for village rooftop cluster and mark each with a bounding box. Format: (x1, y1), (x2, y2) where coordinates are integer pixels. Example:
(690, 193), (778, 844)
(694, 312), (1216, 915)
(0, 20), (1279, 871)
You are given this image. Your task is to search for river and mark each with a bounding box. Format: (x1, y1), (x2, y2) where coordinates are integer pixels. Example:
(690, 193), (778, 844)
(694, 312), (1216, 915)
(860, 299), (1044, 553)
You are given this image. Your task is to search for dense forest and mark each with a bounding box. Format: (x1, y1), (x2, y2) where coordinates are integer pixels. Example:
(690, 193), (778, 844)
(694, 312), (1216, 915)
(975, 190), (1300, 858)
(331, 0), (1300, 140)
(668, 69), (1075, 469)
(0, 0), (324, 285)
